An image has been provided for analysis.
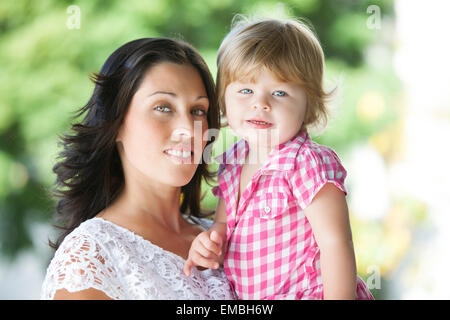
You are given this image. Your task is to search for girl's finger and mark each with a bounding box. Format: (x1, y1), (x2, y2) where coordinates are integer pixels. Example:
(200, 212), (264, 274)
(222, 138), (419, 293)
(199, 234), (222, 256)
(183, 258), (194, 277)
(190, 251), (220, 270)
(196, 241), (220, 260)
(210, 231), (223, 247)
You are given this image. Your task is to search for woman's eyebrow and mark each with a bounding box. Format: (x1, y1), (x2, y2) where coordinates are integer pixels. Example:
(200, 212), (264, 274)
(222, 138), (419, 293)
(149, 91), (176, 97)
(149, 91), (208, 101)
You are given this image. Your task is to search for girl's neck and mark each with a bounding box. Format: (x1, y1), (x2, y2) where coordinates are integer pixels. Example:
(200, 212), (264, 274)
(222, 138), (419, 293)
(245, 141), (275, 166)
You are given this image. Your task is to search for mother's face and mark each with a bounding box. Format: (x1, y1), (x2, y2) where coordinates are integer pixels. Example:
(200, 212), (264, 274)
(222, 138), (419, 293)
(116, 62), (210, 187)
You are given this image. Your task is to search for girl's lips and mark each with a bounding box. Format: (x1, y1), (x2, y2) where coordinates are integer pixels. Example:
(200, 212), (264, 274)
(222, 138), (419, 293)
(245, 119), (273, 129)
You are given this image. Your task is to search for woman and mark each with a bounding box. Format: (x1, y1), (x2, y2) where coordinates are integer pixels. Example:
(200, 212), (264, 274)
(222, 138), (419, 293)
(40, 38), (234, 299)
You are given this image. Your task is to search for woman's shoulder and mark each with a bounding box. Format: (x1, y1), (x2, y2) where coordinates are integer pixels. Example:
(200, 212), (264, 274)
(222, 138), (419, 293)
(53, 218), (115, 255)
(54, 218), (104, 255)
(186, 215), (214, 229)
(40, 218), (124, 300)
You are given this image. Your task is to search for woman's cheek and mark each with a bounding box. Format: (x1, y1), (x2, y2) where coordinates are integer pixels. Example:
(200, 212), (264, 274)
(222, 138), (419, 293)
(193, 122), (208, 163)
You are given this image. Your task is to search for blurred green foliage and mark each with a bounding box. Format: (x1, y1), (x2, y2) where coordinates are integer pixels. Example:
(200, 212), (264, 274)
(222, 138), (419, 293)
(0, 0), (396, 260)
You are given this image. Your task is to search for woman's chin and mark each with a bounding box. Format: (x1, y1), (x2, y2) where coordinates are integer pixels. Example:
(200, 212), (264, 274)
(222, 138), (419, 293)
(164, 166), (197, 186)
(168, 177), (195, 187)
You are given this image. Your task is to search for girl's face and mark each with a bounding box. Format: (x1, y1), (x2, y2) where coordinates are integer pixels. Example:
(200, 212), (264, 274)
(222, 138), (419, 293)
(116, 62), (210, 187)
(224, 68), (307, 150)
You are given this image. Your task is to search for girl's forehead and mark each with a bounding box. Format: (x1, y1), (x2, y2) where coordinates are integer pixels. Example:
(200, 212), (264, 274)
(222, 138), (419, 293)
(229, 66), (296, 85)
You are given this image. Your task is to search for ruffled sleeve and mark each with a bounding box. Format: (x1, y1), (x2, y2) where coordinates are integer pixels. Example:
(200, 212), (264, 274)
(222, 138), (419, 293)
(289, 144), (347, 211)
(40, 231), (123, 300)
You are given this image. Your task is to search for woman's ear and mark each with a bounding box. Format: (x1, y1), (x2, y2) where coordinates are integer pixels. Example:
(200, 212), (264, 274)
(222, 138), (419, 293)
(116, 140), (124, 155)
(116, 126), (123, 142)
(115, 123), (125, 156)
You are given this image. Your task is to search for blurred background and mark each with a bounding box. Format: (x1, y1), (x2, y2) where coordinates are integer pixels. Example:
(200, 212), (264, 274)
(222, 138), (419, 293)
(1, 0), (449, 299)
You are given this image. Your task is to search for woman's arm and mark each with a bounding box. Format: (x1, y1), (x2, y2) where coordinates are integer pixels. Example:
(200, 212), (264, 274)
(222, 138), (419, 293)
(304, 183), (356, 300)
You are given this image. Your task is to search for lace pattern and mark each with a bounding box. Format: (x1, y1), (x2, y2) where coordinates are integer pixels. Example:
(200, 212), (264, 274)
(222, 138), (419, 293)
(41, 218), (234, 300)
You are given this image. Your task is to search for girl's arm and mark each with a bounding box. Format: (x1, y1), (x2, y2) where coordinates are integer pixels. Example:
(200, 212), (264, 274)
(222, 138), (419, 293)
(211, 198), (227, 236)
(183, 198), (227, 276)
(304, 183), (357, 300)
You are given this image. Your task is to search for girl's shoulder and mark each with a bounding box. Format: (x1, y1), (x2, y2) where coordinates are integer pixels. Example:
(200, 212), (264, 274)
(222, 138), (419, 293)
(298, 138), (344, 168)
(286, 133), (348, 210)
(285, 131), (344, 173)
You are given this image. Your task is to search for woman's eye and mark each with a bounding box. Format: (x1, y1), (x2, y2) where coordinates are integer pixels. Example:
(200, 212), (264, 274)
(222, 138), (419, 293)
(273, 90), (287, 97)
(239, 88), (253, 94)
(154, 105), (171, 113)
(192, 108), (207, 117)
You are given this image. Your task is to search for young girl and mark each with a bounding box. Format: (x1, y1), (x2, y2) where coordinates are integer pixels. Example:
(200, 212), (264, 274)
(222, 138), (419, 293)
(184, 17), (374, 300)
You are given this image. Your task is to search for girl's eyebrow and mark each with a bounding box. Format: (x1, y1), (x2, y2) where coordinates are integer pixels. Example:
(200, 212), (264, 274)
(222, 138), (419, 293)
(149, 91), (208, 101)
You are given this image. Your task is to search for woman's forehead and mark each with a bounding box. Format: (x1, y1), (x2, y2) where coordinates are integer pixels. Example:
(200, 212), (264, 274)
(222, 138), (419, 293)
(138, 63), (207, 93)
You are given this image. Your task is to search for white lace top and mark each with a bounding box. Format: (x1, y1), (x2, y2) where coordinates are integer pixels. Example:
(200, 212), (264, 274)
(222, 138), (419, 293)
(40, 217), (234, 300)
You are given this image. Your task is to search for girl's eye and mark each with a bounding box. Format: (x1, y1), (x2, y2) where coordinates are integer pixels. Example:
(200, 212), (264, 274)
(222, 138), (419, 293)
(154, 105), (171, 113)
(239, 88), (253, 94)
(192, 108), (207, 117)
(273, 90), (287, 97)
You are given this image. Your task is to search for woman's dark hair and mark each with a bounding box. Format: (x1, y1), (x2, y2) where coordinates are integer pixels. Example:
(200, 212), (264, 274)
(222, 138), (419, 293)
(49, 38), (219, 250)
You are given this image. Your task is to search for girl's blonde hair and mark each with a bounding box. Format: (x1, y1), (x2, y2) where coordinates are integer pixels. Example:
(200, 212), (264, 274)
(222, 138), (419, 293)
(217, 16), (334, 130)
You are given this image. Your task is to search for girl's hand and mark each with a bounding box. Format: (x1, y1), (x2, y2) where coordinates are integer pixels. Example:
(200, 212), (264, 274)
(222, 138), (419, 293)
(183, 230), (224, 277)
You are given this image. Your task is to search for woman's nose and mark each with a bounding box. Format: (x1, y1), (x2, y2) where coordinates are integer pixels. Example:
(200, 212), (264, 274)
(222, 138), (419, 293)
(171, 127), (192, 142)
(170, 113), (202, 142)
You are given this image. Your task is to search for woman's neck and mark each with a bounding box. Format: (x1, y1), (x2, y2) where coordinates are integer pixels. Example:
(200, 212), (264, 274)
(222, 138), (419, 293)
(101, 179), (185, 234)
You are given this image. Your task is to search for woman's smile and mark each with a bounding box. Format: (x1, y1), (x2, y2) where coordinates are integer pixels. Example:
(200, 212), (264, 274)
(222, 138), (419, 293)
(164, 144), (194, 164)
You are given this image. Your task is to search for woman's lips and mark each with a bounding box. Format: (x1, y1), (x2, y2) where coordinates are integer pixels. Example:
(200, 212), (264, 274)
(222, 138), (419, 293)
(245, 119), (273, 129)
(164, 146), (194, 164)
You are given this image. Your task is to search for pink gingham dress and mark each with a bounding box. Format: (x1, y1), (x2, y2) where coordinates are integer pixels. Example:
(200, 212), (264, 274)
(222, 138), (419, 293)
(212, 130), (374, 300)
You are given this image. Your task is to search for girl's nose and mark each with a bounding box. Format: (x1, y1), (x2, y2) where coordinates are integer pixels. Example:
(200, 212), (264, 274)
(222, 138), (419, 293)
(252, 95), (271, 112)
(252, 103), (271, 112)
